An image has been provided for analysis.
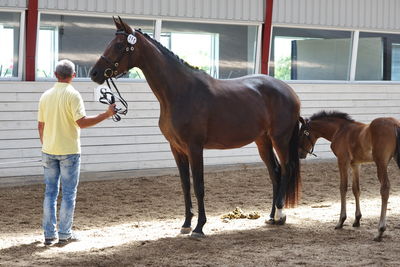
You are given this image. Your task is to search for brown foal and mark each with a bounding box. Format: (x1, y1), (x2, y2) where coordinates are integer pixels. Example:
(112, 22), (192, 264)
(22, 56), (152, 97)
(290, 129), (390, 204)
(299, 110), (400, 241)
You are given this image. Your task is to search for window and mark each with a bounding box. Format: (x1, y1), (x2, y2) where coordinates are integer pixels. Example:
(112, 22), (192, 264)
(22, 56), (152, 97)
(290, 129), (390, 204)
(161, 21), (258, 79)
(355, 32), (400, 81)
(392, 44), (400, 81)
(161, 32), (219, 77)
(37, 14), (155, 79)
(270, 27), (352, 80)
(0, 11), (21, 79)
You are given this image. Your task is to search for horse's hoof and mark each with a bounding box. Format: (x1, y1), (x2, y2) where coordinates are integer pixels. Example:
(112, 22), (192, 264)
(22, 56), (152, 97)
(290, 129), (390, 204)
(180, 227), (192, 235)
(334, 224), (343, 230)
(352, 222), (360, 227)
(275, 215), (286, 225)
(374, 227), (386, 241)
(265, 218), (275, 225)
(190, 232), (206, 239)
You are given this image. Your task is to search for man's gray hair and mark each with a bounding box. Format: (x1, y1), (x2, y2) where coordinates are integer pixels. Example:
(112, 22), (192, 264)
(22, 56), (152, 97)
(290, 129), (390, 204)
(55, 59), (75, 79)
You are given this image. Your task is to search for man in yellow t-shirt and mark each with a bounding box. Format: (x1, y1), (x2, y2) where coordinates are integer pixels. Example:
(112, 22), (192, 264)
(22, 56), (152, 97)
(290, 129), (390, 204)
(38, 59), (115, 246)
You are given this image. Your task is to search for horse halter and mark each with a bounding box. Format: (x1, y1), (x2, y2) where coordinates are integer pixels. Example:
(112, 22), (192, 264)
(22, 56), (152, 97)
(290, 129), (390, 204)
(301, 122), (317, 157)
(100, 30), (136, 79)
(97, 30), (135, 122)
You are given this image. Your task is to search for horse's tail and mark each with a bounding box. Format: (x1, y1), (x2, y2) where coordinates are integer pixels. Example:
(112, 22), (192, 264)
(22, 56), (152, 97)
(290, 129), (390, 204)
(285, 119), (302, 208)
(394, 127), (400, 169)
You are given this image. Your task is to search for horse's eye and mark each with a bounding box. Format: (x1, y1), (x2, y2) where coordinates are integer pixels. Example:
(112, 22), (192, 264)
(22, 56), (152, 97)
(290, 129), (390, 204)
(115, 43), (123, 51)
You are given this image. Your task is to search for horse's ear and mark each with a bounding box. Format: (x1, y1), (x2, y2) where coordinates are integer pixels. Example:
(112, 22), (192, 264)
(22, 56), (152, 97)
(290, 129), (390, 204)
(117, 16), (133, 34)
(113, 16), (122, 30)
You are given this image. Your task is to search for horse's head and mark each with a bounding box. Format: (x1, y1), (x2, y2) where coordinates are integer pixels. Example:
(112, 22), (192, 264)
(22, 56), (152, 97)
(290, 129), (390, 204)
(298, 117), (317, 159)
(90, 17), (139, 84)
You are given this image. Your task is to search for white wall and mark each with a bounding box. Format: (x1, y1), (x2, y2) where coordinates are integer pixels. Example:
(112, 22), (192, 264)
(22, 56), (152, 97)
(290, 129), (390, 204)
(38, 0), (264, 23)
(0, 81), (261, 178)
(1, 81), (400, 178)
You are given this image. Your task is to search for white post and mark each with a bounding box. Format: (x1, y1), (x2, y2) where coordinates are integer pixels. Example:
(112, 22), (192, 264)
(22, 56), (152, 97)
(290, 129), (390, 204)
(349, 30), (360, 81)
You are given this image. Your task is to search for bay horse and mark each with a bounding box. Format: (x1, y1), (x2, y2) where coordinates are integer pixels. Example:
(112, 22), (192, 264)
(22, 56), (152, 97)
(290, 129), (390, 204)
(299, 110), (400, 241)
(90, 17), (301, 237)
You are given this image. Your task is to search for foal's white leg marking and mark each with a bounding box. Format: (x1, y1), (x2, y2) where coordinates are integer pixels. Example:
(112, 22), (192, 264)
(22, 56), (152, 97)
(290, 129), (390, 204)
(274, 208), (284, 221)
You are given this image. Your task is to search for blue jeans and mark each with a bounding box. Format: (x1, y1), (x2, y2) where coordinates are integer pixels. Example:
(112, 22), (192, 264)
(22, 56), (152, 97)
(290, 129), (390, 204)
(42, 153), (81, 239)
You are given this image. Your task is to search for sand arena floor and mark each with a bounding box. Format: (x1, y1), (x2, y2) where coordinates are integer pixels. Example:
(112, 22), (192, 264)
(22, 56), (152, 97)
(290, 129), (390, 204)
(1, 160), (400, 266)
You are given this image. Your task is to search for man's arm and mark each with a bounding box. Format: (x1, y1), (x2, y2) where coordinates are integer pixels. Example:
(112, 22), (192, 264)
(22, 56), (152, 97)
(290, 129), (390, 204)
(76, 104), (116, 129)
(38, 121), (44, 144)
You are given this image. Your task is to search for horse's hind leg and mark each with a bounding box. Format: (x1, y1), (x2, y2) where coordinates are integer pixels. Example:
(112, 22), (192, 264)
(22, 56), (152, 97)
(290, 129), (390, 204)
(335, 159), (350, 229)
(255, 135), (281, 224)
(351, 163), (362, 227)
(170, 145), (193, 234)
(270, 134), (293, 224)
(374, 160), (390, 242)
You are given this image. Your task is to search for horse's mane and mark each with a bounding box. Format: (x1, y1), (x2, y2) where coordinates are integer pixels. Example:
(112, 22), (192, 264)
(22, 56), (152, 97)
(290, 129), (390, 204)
(309, 110), (354, 122)
(135, 29), (202, 73)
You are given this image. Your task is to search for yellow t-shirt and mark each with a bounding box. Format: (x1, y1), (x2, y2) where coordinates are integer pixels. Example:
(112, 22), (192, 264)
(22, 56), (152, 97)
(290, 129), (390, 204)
(38, 82), (86, 155)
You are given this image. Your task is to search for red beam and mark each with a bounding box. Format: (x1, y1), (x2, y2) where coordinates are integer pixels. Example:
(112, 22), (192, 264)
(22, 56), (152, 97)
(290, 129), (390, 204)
(261, 0), (274, 75)
(25, 0), (38, 81)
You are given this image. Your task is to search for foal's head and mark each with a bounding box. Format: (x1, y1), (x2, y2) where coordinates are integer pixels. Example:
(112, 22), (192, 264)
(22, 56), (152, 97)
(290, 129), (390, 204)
(298, 117), (318, 159)
(90, 17), (139, 84)
(298, 110), (354, 159)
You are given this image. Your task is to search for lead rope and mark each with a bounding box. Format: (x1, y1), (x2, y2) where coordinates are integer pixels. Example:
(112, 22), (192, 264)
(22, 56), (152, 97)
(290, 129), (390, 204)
(98, 78), (128, 122)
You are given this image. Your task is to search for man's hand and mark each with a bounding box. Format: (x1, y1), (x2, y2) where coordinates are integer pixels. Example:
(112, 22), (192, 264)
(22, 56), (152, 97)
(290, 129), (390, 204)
(106, 104), (117, 117)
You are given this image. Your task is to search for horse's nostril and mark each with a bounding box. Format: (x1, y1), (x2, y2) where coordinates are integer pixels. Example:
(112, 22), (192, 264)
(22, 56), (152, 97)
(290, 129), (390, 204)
(91, 70), (98, 77)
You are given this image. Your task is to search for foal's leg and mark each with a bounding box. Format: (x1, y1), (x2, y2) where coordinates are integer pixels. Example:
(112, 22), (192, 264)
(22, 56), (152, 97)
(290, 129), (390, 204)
(255, 135), (281, 224)
(170, 145), (193, 234)
(335, 159), (349, 229)
(351, 163), (362, 227)
(188, 145), (207, 237)
(374, 160), (390, 242)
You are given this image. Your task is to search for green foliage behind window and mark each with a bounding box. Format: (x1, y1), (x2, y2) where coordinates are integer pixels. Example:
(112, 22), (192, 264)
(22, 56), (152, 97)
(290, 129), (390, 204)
(275, 56), (291, 80)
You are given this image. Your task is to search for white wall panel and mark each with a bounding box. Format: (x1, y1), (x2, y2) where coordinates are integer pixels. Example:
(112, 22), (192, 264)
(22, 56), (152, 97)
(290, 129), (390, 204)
(38, 0), (264, 23)
(2, 81), (400, 178)
(0, 81), (261, 178)
(0, 0), (26, 9)
(273, 0), (400, 31)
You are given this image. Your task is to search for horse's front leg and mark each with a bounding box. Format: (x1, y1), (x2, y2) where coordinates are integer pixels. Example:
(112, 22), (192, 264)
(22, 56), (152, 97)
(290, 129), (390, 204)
(335, 159), (349, 229)
(188, 146), (207, 237)
(170, 145), (193, 234)
(374, 161), (390, 242)
(351, 163), (362, 227)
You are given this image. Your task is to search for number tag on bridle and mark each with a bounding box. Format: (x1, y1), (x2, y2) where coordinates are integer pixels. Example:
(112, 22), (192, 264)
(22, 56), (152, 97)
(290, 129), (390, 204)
(127, 34), (136, 45)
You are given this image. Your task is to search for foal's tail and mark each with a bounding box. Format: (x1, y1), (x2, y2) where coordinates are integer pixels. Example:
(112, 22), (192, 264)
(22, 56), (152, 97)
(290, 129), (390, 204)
(394, 127), (400, 169)
(285, 119), (302, 208)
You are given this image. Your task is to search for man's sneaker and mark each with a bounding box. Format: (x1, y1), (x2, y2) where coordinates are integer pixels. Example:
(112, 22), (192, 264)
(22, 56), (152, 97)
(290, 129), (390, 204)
(44, 237), (57, 246)
(58, 233), (79, 244)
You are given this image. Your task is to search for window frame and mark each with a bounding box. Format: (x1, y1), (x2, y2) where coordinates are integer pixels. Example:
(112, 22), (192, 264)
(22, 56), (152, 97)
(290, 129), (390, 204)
(0, 9), (25, 81)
